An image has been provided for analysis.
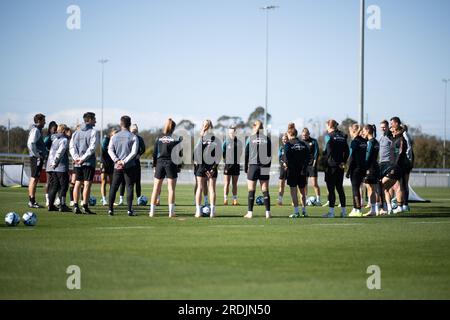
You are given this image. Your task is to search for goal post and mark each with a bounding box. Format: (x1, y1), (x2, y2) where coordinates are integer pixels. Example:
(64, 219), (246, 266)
(0, 163), (29, 187)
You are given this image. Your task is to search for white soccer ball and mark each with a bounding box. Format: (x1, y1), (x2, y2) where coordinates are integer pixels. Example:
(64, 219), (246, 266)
(201, 205), (211, 217)
(306, 196), (316, 206)
(22, 212), (37, 227)
(5, 212), (20, 226)
(54, 197), (61, 207)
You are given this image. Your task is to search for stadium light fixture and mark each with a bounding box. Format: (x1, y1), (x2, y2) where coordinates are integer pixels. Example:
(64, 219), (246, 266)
(443, 78), (450, 169)
(260, 5), (279, 133)
(99, 59), (109, 156)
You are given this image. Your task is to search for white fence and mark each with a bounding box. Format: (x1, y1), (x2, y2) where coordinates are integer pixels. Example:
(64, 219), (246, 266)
(140, 169), (450, 188)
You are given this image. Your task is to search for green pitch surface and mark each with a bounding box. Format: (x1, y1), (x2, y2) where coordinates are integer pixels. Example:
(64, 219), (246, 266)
(1, 185), (450, 300)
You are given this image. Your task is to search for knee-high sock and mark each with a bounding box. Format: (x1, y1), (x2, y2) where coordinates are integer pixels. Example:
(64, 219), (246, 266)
(248, 190), (255, 212)
(263, 191), (270, 212)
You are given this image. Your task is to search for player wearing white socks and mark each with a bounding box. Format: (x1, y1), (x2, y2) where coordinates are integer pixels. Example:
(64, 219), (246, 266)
(361, 125), (381, 217)
(193, 120), (219, 218)
(244, 120), (272, 219)
(301, 128), (321, 206)
(149, 118), (183, 218)
(222, 125), (243, 206)
(283, 124), (310, 218)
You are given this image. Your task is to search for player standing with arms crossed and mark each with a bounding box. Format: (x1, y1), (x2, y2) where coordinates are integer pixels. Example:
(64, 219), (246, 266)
(69, 112), (98, 214)
(244, 120), (272, 219)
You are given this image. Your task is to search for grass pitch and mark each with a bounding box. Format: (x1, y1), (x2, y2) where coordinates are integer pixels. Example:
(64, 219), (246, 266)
(0, 184), (449, 300)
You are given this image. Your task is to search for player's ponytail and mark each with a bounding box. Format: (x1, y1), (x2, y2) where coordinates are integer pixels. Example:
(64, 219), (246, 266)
(200, 119), (213, 136)
(287, 122), (298, 138)
(163, 118), (176, 135)
(364, 124), (376, 137)
(327, 119), (339, 130)
(253, 120), (263, 132)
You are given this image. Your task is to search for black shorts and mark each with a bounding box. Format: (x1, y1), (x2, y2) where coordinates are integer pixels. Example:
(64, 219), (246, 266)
(155, 160), (179, 179)
(101, 160), (114, 175)
(287, 171), (307, 188)
(194, 164), (218, 178)
(363, 167), (380, 185)
(30, 156), (43, 179)
(224, 164), (240, 176)
(306, 165), (318, 178)
(279, 167), (288, 180)
(75, 166), (95, 182)
(384, 164), (402, 181)
(247, 165), (270, 181)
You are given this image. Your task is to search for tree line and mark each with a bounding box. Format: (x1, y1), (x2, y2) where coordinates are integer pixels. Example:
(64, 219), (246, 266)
(0, 107), (448, 169)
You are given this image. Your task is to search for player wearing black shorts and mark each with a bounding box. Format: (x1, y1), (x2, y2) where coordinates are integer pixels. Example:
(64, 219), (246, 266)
(284, 123), (310, 218)
(27, 113), (47, 208)
(194, 120), (220, 218)
(347, 124), (367, 217)
(100, 129), (116, 206)
(362, 124), (380, 216)
(244, 120), (272, 219)
(69, 112), (98, 214)
(301, 128), (321, 205)
(277, 134), (288, 206)
(222, 125), (243, 206)
(150, 119), (183, 218)
(322, 120), (350, 218)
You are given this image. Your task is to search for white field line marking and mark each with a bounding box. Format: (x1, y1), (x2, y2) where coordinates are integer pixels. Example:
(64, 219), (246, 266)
(408, 221), (450, 225)
(304, 223), (364, 226)
(96, 226), (155, 230)
(209, 225), (265, 228)
(0, 228), (34, 231)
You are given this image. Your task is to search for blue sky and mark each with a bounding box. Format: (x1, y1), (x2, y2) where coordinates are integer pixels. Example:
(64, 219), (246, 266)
(0, 0), (449, 137)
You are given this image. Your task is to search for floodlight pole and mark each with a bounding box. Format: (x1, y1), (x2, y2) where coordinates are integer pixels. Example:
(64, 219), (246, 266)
(7, 118), (10, 154)
(443, 79), (450, 169)
(261, 5), (278, 132)
(99, 59), (108, 156)
(359, 0), (365, 126)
